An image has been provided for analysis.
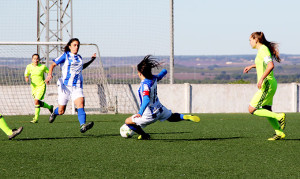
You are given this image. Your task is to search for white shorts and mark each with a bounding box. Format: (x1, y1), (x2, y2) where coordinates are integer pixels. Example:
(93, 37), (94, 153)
(57, 79), (84, 105)
(132, 106), (172, 128)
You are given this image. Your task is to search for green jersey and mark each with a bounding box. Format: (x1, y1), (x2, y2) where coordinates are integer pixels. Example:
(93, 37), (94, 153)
(24, 63), (49, 87)
(255, 44), (275, 83)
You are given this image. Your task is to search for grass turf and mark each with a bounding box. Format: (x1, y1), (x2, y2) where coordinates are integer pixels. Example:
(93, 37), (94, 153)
(1, 113), (300, 178)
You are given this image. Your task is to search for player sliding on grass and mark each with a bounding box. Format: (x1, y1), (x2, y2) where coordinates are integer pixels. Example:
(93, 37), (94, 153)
(125, 55), (200, 140)
(0, 114), (23, 140)
(243, 32), (286, 141)
(45, 38), (96, 133)
(25, 54), (54, 123)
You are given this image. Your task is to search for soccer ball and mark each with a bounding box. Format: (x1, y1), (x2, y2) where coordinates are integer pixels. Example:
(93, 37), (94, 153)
(120, 124), (135, 138)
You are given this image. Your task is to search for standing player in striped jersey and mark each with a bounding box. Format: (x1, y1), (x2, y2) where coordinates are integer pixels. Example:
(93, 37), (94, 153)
(124, 55), (200, 140)
(45, 38), (96, 133)
(0, 114), (23, 140)
(243, 32), (286, 140)
(25, 54), (54, 123)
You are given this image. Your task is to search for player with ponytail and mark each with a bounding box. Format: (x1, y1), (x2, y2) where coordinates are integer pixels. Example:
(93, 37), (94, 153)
(243, 32), (286, 140)
(124, 55), (200, 140)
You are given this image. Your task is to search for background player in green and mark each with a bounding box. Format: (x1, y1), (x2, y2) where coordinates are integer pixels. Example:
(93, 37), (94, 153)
(0, 114), (23, 140)
(25, 54), (53, 123)
(243, 32), (286, 141)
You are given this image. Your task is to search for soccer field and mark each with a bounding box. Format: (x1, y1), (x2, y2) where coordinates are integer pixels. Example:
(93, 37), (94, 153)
(1, 113), (300, 178)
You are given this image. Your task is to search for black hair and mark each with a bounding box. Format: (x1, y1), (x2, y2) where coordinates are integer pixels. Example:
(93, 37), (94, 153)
(64, 38), (80, 52)
(137, 55), (160, 79)
(32, 53), (40, 59)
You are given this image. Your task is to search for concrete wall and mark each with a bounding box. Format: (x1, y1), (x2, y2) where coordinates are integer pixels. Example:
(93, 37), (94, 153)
(0, 83), (298, 115)
(131, 83), (298, 114)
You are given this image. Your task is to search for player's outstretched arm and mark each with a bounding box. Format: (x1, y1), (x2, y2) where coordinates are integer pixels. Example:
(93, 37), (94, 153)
(83, 53), (96, 70)
(45, 62), (57, 84)
(243, 64), (256, 74)
(157, 69), (167, 81)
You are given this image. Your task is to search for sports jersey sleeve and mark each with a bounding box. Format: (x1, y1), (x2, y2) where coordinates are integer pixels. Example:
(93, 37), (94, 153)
(53, 53), (66, 65)
(43, 65), (49, 74)
(138, 95), (150, 115)
(24, 65), (30, 77)
(261, 46), (272, 64)
(156, 69), (167, 81)
(138, 83), (150, 115)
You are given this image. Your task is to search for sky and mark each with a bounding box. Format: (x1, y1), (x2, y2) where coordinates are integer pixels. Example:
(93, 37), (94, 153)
(0, 0), (299, 56)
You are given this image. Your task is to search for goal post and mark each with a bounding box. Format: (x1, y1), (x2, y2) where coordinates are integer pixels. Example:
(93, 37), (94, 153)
(0, 41), (115, 115)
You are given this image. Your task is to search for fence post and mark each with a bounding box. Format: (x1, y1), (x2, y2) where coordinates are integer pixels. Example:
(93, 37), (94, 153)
(184, 83), (191, 113)
(292, 83), (299, 112)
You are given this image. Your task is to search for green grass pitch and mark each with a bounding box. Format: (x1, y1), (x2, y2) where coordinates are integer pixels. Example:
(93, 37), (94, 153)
(1, 113), (300, 178)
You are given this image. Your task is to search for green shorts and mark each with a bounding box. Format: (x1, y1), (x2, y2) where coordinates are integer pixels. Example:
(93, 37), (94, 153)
(250, 79), (277, 109)
(31, 84), (46, 100)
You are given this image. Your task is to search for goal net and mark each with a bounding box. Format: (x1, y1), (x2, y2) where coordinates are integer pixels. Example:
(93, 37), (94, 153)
(0, 42), (115, 115)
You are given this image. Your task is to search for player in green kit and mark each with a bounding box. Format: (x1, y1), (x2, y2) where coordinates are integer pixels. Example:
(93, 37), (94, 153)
(25, 54), (54, 123)
(243, 32), (286, 141)
(0, 114), (23, 140)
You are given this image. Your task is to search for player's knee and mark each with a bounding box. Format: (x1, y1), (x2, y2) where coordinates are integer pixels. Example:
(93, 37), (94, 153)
(58, 109), (65, 115)
(125, 117), (133, 125)
(248, 106), (256, 114)
(34, 99), (39, 105)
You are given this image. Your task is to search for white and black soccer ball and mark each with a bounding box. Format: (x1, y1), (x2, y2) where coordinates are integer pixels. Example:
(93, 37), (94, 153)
(120, 124), (135, 138)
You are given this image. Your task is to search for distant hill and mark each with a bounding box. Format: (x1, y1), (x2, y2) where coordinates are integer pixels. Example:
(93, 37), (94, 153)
(101, 54), (300, 68)
(1, 54), (300, 68)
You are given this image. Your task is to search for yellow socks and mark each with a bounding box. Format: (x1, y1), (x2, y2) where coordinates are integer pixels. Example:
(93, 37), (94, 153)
(0, 115), (13, 136)
(34, 105), (41, 121)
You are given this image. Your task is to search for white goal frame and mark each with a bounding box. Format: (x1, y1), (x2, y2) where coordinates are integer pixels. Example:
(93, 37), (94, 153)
(0, 41), (116, 115)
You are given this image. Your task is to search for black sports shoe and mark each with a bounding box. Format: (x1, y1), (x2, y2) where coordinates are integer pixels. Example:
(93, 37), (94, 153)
(49, 112), (57, 123)
(80, 122), (94, 133)
(8, 127), (23, 140)
(138, 133), (151, 140)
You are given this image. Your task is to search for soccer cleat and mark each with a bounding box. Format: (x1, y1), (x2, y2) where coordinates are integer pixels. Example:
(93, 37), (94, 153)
(8, 127), (23, 140)
(268, 133), (286, 141)
(80, 122), (94, 133)
(49, 112), (57, 123)
(30, 118), (38, 123)
(49, 105), (54, 114)
(278, 113), (286, 130)
(138, 133), (151, 140)
(183, 115), (200, 122)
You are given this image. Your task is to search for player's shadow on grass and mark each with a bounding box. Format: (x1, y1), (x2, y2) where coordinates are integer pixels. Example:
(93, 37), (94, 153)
(151, 131), (191, 135)
(282, 139), (300, 141)
(151, 136), (242, 142)
(13, 133), (120, 141)
(149, 132), (242, 141)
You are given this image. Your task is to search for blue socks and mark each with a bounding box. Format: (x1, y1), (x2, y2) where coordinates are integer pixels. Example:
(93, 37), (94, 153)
(180, 114), (184, 120)
(53, 107), (86, 126)
(126, 124), (146, 135)
(54, 107), (59, 115)
(77, 108), (86, 126)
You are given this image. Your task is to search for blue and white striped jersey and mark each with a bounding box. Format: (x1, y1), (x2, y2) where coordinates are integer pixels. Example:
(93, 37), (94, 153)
(53, 51), (84, 88)
(137, 69), (167, 116)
